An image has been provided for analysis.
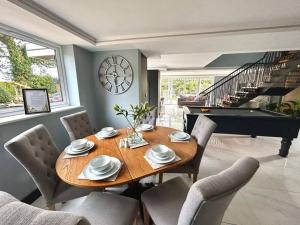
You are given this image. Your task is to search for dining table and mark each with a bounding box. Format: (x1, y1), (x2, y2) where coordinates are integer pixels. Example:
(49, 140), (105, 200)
(56, 126), (197, 189)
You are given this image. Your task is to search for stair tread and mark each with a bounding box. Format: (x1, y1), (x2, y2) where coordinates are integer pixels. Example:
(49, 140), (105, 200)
(241, 87), (258, 89)
(235, 91), (249, 93)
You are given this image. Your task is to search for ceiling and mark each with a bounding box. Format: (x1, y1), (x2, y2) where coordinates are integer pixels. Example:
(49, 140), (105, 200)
(1, 0), (300, 69)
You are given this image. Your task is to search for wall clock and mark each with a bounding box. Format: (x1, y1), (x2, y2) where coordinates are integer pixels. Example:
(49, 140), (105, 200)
(98, 55), (133, 94)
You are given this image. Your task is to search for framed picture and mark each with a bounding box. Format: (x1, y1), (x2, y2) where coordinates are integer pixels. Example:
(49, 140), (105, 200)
(22, 89), (51, 114)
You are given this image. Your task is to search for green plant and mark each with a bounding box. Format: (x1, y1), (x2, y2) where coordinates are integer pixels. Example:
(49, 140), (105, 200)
(113, 102), (156, 129)
(266, 102), (278, 111)
(0, 86), (12, 104)
(27, 75), (57, 94)
(278, 100), (300, 117)
(0, 82), (16, 98)
(0, 34), (32, 85)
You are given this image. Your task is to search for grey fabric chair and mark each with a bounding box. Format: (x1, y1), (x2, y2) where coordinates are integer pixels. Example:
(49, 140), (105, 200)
(139, 108), (157, 126)
(161, 115), (217, 183)
(142, 157), (259, 225)
(0, 191), (139, 225)
(4, 124), (95, 210)
(60, 111), (95, 141)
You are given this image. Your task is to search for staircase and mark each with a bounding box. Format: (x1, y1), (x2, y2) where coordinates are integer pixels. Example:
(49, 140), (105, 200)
(200, 51), (300, 107)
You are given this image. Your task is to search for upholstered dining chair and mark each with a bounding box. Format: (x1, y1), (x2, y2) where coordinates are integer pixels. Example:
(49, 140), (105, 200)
(0, 191), (139, 225)
(142, 157), (259, 225)
(160, 115), (217, 183)
(60, 111), (95, 141)
(4, 124), (96, 210)
(139, 108), (157, 126)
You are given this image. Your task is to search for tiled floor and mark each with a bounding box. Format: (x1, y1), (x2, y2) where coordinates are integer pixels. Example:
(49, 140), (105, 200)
(33, 104), (300, 225)
(158, 104), (300, 225)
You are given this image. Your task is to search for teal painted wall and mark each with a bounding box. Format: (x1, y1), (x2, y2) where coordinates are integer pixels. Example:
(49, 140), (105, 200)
(73, 45), (100, 129)
(0, 46), (146, 200)
(93, 49), (146, 128)
(0, 107), (84, 199)
(0, 45), (98, 200)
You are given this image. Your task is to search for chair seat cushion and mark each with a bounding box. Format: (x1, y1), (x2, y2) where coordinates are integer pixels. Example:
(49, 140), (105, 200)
(52, 181), (98, 204)
(141, 177), (189, 225)
(0, 191), (89, 225)
(61, 192), (139, 225)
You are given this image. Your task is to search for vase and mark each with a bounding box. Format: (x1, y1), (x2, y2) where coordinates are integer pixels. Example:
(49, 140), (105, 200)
(127, 127), (143, 145)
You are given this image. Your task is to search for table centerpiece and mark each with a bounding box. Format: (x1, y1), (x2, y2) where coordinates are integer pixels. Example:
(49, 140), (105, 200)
(113, 102), (156, 144)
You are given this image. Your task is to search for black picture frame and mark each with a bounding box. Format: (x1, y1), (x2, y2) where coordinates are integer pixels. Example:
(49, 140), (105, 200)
(22, 88), (51, 114)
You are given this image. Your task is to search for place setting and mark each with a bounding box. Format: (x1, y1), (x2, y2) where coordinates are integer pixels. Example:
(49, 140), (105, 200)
(168, 131), (191, 143)
(64, 138), (95, 159)
(78, 155), (122, 181)
(95, 127), (119, 139)
(144, 144), (181, 169)
(136, 123), (154, 132)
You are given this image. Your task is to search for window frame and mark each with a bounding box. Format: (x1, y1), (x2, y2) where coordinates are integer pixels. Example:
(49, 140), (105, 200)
(0, 23), (69, 117)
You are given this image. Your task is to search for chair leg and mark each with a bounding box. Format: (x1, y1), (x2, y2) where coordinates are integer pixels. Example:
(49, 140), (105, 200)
(188, 173), (191, 178)
(47, 203), (56, 211)
(143, 204), (151, 225)
(133, 216), (139, 225)
(193, 173), (198, 183)
(158, 173), (163, 184)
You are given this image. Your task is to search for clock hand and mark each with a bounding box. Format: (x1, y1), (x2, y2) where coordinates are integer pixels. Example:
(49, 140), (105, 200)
(114, 76), (118, 85)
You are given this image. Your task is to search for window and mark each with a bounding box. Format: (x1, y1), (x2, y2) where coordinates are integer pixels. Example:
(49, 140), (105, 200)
(160, 76), (214, 104)
(0, 26), (67, 118)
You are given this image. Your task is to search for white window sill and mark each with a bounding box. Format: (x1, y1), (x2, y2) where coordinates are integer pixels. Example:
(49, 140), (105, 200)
(0, 106), (84, 126)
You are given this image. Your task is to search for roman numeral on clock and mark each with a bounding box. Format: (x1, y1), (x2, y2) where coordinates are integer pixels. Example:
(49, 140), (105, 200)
(124, 79), (131, 86)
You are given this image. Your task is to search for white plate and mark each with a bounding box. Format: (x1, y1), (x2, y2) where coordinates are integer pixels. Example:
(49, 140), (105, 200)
(137, 124), (154, 131)
(146, 149), (176, 164)
(71, 143), (91, 152)
(83, 157), (122, 180)
(65, 141), (94, 155)
(169, 131), (190, 141)
(89, 162), (113, 175)
(97, 130), (119, 138)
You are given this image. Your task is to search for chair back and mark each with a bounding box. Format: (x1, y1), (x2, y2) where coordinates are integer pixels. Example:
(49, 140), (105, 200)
(60, 111), (94, 141)
(4, 125), (60, 204)
(0, 191), (90, 225)
(178, 157), (259, 225)
(190, 115), (217, 172)
(139, 108), (157, 126)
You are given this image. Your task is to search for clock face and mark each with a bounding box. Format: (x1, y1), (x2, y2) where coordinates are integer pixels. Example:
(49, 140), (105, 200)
(98, 55), (133, 94)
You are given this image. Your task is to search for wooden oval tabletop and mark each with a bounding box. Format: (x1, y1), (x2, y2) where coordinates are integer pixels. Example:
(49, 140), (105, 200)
(56, 126), (197, 188)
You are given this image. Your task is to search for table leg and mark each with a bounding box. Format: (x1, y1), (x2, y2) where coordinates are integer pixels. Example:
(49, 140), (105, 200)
(279, 137), (292, 157)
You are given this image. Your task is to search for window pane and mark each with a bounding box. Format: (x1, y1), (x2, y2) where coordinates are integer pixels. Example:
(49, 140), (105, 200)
(200, 79), (213, 91)
(0, 32), (63, 116)
(159, 76), (214, 104)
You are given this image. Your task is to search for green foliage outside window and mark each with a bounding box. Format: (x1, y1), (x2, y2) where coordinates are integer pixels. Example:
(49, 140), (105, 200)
(200, 79), (213, 90)
(185, 80), (197, 94)
(173, 79), (185, 95)
(0, 34), (32, 85)
(0, 82), (16, 98)
(0, 33), (60, 105)
(27, 75), (57, 94)
(0, 86), (12, 103)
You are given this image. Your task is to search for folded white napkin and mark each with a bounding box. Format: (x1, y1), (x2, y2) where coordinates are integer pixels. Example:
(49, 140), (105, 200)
(77, 164), (122, 182)
(144, 154), (181, 169)
(64, 152), (89, 159)
(170, 138), (190, 143)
